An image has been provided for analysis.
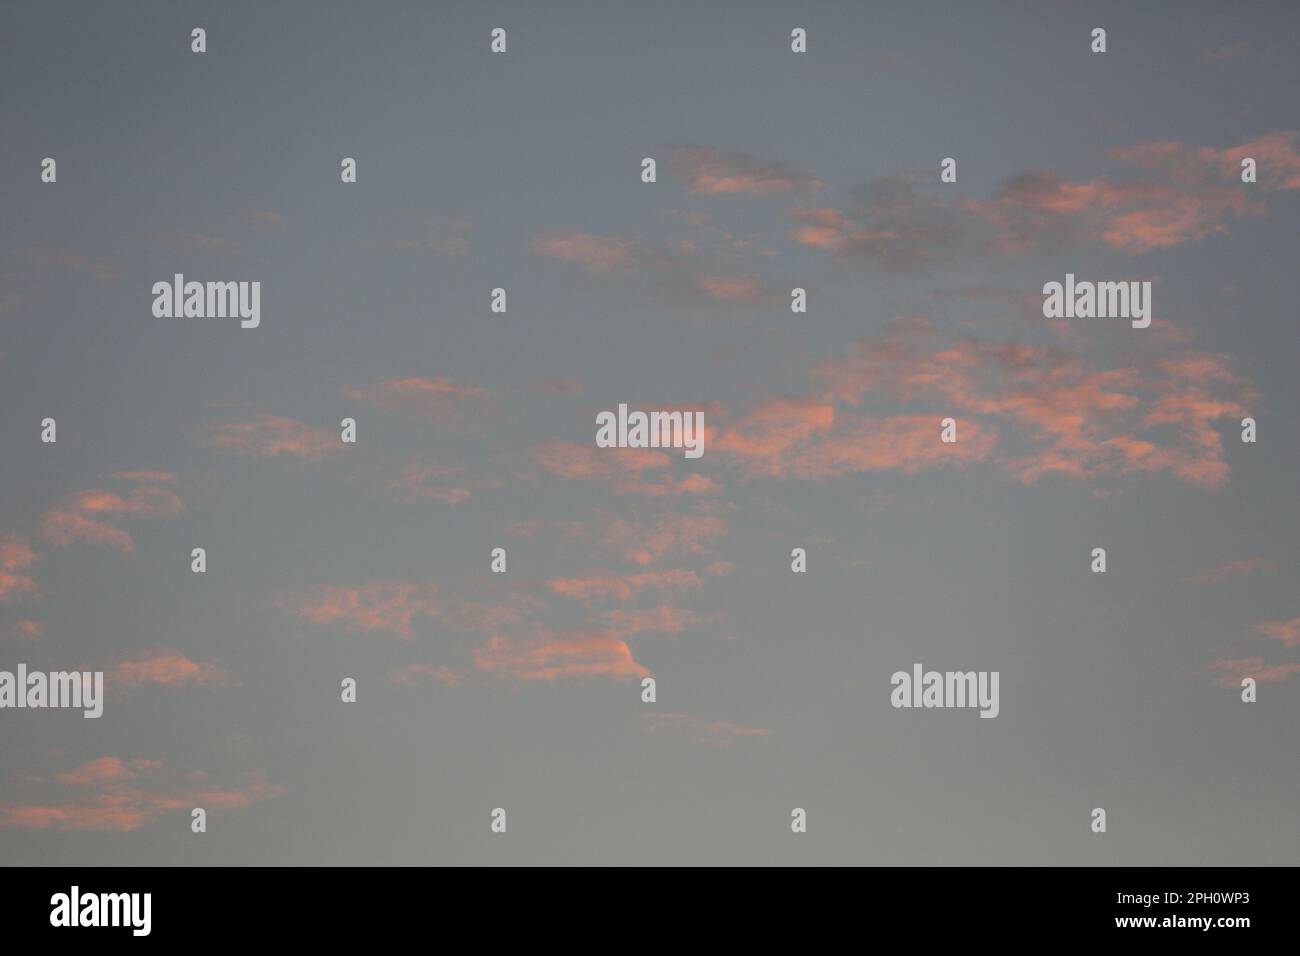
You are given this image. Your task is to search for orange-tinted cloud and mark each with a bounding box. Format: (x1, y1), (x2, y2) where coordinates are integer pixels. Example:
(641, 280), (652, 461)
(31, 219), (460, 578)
(343, 376), (493, 424)
(643, 712), (770, 746)
(198, 414), (340, 461)
(531, 441), (721, 497)
(388, 663), (466, 687)
(0, 759), (283, 832)
(596, 605), (698, 638)
(667, 146), (821, 196)
(0, 620), (47, 640)
(0, 533), (39, 603)
(280, 581), (438, 640)
(556, 509), (728, 567)
(792, 134), (1298, 266)
(1190, 557), (1274, 584)
(55, 757), (162, 786)
(1255, 615), (1300, 648)
(107, 650), (238, 691)
(532, 232), (647, 273)
(41, 475), (183, 553)
(546, 568), (704, 604)
(806, 317), (1255, 488)
(693, 274), (780, 305)
(380, 459), (474, 505)
(474, 631), (651, 682)
(1207, 657), (1300, 688)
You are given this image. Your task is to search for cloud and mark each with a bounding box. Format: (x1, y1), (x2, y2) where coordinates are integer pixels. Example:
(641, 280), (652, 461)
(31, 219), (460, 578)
(692, 274), (781, 305)
(792, 133), (1299, 266)
(546, 568), (705, 604)
(0, 620), (47, 641)
(197, 414), (340, 461)
(1255, 615), (1300, 648)
(1207, 658), (1300, 688)
(107, 650), (238, 691)
(343, 376), (493, 424)
(388, 663), (466, 687)
(473, 631), (651, 682)
(41, 475), (183, 553)
(1190, 557), (1275, 584)
(55, 757), (162, 786)
(555, 509), (728, 567)
(532, 229), (784, 310)
(1205, 41), (1248, 61)
(280, 581), (438, 640)
(279, 580), (547, 643)
(0, 759), (283, 832)
(17, 247), (121, 280)
(595, 605), (698, 638)
(1108, 131), (1300, 192)
(803, 317), (1255, 488)
(0, 533), (39, 603)
(532, 232), (648, 273)
(666, 146), (822, 196)
(246, 210), (289, 229)
(379, 459), (474, 505)
(530, 441), (721, 497)
(643, 712), (770, 747)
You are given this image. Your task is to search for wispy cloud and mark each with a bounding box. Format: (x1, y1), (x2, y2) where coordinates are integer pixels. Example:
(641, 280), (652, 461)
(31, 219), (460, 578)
(0, 758), (283, 832)
(343, 376), (493, 425)
(197, 414), (341, 461)
(0, 534), (40, 603)
(17, 247), (121, 281)
(387, 663), (466, 687)
(107, 650), (238, 691)
(666, 146), (822, 196)
(1255, 615), (1300, 648)
(473, 630), (651, 682)
(41, 474), (183, 553)
(1190, 557), (1274, 584)
(643, 712), (770, 746)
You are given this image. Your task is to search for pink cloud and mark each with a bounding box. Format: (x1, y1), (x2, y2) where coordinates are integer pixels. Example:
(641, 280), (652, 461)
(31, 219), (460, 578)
(556, 509), (728, 567)
(643, 712), (770, 747)
(805, 317), (1255, 488)
(667, 146), (821, 196)
(474, 631), (651, 682)
(1189, 557), (1274, 584)
(0, 620), (47, 641)
(280, 581), (438, 640)
(107, 651), (238, 691)
(530, 441), (721, 497)
(546, 568), (704, 604)
(0, 533), (39, 603)
(0, 759), (283, 832)
(388, 663), (466, 687)
(1255, 615), (1300, 648)
(198, 414), (340, 461)
(531, 232), (646, 273)
(381, 459), (474, 505)
(41, 476), (183, 553)
(1207, 658), (1300, 688)
(55, 757), (162, 786)
(343, 376), (493, 424)
(596, 605), (698, 638)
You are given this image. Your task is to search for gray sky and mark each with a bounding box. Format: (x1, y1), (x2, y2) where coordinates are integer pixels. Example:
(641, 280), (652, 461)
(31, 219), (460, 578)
(2, 0), (1298, 865)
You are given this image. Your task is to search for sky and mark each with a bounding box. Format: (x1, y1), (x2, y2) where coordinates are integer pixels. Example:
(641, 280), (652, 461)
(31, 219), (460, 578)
(1, 0), (1298, 865)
